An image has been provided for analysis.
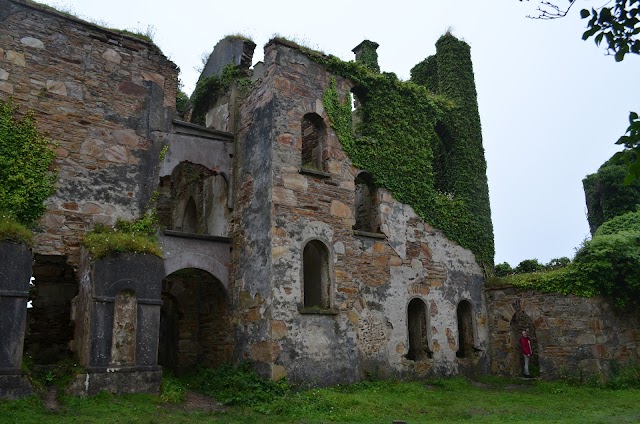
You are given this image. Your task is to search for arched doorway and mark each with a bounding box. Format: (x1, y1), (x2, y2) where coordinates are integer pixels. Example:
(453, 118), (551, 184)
(159, 268), (232, 375)
(510, 310), (539, 376)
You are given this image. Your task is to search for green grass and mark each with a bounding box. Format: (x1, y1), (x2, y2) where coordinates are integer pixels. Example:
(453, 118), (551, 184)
(1, 377), (639, 423)
(0, 213), (33, 245)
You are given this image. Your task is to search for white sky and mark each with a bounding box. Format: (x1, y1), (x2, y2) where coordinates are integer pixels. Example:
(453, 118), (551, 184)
(37, 0), (639, 266)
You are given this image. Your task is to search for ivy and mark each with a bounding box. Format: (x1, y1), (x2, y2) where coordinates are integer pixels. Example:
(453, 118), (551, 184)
(190, 65), (251, 125)
(0, 98), (57, 227)
(318, 33), (495, 267)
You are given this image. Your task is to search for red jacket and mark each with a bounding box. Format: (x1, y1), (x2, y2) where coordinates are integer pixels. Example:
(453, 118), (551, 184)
(520, 336), (532, 356)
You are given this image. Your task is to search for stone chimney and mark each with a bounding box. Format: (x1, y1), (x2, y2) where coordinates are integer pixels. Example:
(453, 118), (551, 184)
(352, 40), (380, 73)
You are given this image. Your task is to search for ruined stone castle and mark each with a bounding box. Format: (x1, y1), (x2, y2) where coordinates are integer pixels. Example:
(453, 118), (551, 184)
(1, 0), (638, 398)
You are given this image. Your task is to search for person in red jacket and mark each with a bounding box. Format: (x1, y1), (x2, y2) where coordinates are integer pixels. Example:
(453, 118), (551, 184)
(519, 330), (533, 378)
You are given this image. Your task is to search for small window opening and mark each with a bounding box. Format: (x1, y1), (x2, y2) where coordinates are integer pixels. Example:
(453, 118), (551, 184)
(182, 197), (198, 233)
(354, 172), (379, 233)
(406, 298), (432, 361)
(303, 240), (331, 309)
(456, 300), (475, 358)
(301, 113), (325, 171)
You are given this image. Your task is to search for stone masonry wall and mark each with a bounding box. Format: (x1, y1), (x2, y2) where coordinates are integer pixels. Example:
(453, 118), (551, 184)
(486, 287), (640, 379)
(0, 0), (177, 266)
(244, 40), (489, 385)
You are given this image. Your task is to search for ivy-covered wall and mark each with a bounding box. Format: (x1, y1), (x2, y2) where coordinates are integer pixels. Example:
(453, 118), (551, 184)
(319, 33), (494, 267)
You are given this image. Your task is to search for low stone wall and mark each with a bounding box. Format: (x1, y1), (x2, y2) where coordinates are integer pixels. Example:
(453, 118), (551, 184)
(485, 287), (640, 379)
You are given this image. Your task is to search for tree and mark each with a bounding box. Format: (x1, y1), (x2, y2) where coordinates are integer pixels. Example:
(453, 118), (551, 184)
(521, 0), (640, 181)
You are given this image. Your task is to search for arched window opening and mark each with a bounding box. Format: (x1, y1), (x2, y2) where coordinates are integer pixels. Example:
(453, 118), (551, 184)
(301, 113), (325, 171)
(456, 300), (475, 358)
(303, 240), (331, 309)
(111, 290), (137, 366)
(351, 86), (367, 136)
(406, 298), (432, 361)
(354, 172), (378, 233)
(182, 197), (198, 233)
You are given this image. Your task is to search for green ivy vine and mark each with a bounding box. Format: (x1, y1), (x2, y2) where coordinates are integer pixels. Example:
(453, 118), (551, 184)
(317, 33), (495, 267)
(0, 98), (57, 228)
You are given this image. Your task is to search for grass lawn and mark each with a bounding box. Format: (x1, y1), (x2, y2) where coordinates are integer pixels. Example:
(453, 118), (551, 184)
(1, 377), (639, 423)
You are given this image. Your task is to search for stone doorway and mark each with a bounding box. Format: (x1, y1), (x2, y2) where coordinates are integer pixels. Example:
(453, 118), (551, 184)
(510, 311), (539, 376)
(159, 268), (232, 375)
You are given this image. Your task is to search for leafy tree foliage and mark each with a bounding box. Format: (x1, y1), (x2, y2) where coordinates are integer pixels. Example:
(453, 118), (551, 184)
(0, 98), (56, 225)
(494, 262), (514, 277)
(514, 258), (544, 274)
(583, 153), (640, 234)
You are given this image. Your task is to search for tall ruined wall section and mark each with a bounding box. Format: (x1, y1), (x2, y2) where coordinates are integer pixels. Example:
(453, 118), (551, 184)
(0, 0), (177, 265)
(486, 287), (640, 379)
(233, 40), (489, 385)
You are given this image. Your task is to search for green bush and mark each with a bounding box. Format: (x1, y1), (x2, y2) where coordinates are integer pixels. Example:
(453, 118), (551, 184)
(185, 362), (290, 406)
(0, 98), (57, 226)
(595, 209), (640, 236)
(572, 230), (640, 307)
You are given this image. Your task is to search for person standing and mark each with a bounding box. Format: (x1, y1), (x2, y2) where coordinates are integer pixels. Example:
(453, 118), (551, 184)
(519, 330), (533, 378)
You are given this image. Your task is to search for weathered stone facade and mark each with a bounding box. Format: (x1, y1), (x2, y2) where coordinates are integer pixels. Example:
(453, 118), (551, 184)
(486, 287), (640, 379)
(229, 39), (490, 385)
(6, 0), (635, 399)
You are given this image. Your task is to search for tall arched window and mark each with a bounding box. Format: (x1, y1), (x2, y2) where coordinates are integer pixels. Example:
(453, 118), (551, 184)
(456, 300), (475, 358)
(406, 298), (432, 360)
(303, 240), (331, 309)
(301, 113), (325, 171)
(354, 172), (378, 233)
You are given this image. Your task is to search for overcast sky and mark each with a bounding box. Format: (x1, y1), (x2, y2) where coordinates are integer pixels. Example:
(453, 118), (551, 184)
(37, 0), (639, 266)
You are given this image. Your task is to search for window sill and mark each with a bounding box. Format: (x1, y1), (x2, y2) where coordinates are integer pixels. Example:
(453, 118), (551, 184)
(299, 167), (331, 179)
(298, 306), (339, 315)
(353, 230), (386, 239)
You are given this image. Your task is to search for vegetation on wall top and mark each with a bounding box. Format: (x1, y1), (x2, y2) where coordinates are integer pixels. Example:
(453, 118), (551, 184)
(190, 65), (252, 126)
(317, 33), (495, 267)
(0, 98), (57, 241)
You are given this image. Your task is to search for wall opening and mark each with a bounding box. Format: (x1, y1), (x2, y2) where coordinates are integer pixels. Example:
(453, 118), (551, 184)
(110, 290), (137, 366)
(303, 240), (331, 309)
(456, 300), (475, 358)
(301, 113), (325, 171)
(353, 172), (379, 233)
(182, 197), (198, 233)
(406, 298), (432, 361)
(25, 255), (78, 364)
(159, 268), (231, 375)
(510, 311), (539, 376)
(157, 161), (230, 236)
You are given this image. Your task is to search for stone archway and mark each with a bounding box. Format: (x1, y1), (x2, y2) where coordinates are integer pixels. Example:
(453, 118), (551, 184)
(159, 268), (232, 375)
(509, 310), (539, 376)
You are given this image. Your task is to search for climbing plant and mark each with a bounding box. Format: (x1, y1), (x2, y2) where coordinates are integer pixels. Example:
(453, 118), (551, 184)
(0, 98), (57, 228)
(317, 33), (495, 267)
(190, 65), (251, 125)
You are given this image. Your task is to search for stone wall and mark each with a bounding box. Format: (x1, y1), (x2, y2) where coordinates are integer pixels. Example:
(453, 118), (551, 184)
(485, 287), (640, 379)
(0, 0), (177, 266)
(232, 39), (489, 385)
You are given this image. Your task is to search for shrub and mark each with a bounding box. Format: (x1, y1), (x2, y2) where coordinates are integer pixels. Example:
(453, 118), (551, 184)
(185, 362), (290, 406)
(546, 256), (571, 270)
